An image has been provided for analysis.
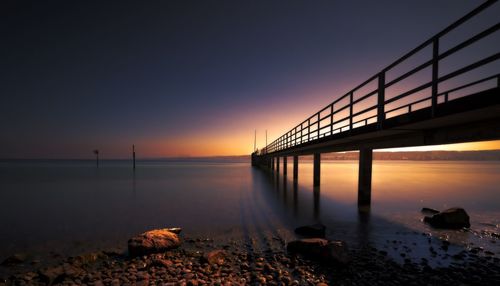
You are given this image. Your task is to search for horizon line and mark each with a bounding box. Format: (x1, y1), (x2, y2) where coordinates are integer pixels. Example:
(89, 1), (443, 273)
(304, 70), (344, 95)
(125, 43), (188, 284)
(1, 149), (500, 161)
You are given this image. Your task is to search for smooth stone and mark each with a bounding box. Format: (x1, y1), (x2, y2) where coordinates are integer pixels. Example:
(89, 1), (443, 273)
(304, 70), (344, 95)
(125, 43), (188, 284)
(423, 208), (471, 229)
(62, 263), (84, 278)
(294, 224), (326, 237)
(203, 250), (226, 265)
(327, 241), (351, 264)
(128, 229), (181, 257)
(38, 266), (65, 284)
(166, 227), (182, 234)
(153, 259), (174, 268)
(287, 238), (350, 264)
(0, 254), (26, 266)
(421, 207), (440, 214)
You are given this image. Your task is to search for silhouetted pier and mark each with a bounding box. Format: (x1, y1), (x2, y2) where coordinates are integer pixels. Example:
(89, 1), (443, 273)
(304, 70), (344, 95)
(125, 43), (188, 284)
(252, 0), (500, 207)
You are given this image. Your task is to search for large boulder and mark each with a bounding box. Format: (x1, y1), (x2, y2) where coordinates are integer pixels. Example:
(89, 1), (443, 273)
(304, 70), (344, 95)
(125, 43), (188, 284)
(128, 229), (181, 257)
(294, 224), (326, 237)
(423, 207), (470, 229)
(287, 238), (350, 264)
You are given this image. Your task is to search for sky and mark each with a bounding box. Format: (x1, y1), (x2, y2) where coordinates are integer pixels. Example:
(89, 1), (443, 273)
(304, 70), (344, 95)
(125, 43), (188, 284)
(1, 0), (499, 159)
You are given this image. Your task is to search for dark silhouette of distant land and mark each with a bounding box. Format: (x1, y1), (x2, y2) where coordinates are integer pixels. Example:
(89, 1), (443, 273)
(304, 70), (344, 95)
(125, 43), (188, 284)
(151, 150), (500, 162)
(1, 150), (499, 162)
(291, 150), (500, 161)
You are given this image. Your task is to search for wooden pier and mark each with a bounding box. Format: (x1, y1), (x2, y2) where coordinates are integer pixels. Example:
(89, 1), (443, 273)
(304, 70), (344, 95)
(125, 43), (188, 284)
(252, 0), (500, 207)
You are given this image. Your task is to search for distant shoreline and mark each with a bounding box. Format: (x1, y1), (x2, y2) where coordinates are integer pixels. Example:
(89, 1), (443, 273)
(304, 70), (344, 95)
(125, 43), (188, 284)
(1, 150), (500, 162)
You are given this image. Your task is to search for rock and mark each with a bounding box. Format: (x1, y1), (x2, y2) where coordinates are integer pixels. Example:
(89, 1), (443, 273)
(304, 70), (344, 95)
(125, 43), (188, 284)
(202, 250), (225, 265)
(71, 252), (106, 266)
(61, 263), (84, 278)
(287, 238), (329, 259)
(423, 208), (471, 229)
(128, 228), (181, 257)
(326, 241), (351, 264)
(166, 227), (182, 234)
(294, 224), (326, 237)
(421, 207), (439, 214)
(0, 253), (26, 266)
(287, 238), (350, 264)
(153, 259), (174, 268)
(39, 266), (65, 284)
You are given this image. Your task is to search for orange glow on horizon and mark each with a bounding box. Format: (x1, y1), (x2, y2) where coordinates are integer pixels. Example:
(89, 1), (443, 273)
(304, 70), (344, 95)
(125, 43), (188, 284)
(383, 140), (500, 152)
(133, 78), (499, 157)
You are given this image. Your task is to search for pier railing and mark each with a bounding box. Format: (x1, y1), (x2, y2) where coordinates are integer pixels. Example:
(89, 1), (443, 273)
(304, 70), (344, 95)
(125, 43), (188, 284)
(262, 0), (499, 155)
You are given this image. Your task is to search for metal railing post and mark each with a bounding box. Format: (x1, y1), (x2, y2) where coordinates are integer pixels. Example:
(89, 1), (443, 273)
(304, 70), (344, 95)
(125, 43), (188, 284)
(330, 104), (334, 135)
(377, 72), (385, 129)
(308, 119), (311, 142)
(317, 113), (320, 139)
(349, 92), (353, 131)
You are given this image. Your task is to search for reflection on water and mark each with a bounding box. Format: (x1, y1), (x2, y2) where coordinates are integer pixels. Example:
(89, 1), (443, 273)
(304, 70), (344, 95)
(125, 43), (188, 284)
(0, 160), (499, 264)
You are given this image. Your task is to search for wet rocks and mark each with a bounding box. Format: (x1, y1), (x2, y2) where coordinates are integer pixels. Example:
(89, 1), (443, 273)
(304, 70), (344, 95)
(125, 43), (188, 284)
(3, 231), (500, 286)
(295, 224), (326, 237)
(327, 241), (351, 265)
(38, 263), (84, 284)
(38, 265), (64, 284)
(153, 258), (174, 268)
(166, 227), (182, 234)
(0, 253), (26, 266)
(421, 207), (440, 214)
(423, 207), (471, 229)
(128, 228), (181, 257)
(287, 238), (350, 264)
(202, 250), (226, 265)
(287, 238), (328, 256)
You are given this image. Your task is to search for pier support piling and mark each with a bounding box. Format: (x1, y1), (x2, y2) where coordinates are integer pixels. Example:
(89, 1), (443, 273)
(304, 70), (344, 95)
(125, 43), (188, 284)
(276, 157), (280, 174)
(293, 155), (298, 181)
(358, 148), (373, 206)
(271, 157), (275, 171)
(313, 153), (321, 187)
(283, 157), (287, 176)
(133, 145), (136, 170)
(313, 186), (320, 219)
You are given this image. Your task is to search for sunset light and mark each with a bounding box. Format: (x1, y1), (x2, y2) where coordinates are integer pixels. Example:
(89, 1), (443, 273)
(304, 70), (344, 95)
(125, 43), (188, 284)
(1, 1), (499, 285)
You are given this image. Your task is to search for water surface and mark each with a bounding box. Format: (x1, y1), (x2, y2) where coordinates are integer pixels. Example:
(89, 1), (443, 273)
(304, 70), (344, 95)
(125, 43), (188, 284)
(0, 159), (499, 266)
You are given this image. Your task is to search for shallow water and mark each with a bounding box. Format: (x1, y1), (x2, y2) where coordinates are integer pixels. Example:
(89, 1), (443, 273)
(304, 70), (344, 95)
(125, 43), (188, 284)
(0, 159), (499, 266)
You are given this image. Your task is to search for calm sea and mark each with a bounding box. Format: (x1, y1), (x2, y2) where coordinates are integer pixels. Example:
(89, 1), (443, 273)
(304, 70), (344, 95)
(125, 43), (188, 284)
(0, 159), (499, 265)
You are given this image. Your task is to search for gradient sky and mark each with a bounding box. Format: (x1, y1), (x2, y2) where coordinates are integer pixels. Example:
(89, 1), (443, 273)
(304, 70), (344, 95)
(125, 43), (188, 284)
(1, 0), (499, 159)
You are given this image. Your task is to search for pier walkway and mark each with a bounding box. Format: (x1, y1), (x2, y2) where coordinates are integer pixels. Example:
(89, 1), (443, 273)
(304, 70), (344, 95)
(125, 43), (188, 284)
(251, 0), (500, 207)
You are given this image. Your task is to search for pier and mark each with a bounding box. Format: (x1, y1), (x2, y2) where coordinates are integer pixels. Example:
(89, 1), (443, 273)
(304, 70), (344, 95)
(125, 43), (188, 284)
(252, 0), (500, 207)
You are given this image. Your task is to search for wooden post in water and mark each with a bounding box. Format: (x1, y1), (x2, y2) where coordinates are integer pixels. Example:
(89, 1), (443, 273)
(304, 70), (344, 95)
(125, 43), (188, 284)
(358, 148), (373, 206)
(133, 144), (136, 170)
(313, 153), (320, 187)
(283, 156), (287, 176)
(93, 149), (99, 168)
(254, 129), (257, 152)
(271, 157), (275, 171)
(276, 157), (280, 174)
(293, 155), (299, 181)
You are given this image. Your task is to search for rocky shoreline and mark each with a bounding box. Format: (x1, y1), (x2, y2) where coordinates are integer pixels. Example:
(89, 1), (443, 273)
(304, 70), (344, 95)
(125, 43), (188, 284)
(2, 228), (500, 286)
